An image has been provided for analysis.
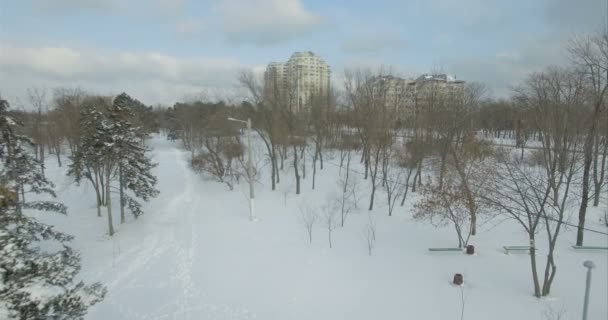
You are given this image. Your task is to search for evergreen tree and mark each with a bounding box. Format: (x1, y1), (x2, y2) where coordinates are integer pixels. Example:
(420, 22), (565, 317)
(68, 98), (120, 235)
(67, 101), (109, 218)
(0, 99), (106, 319)
(111, 93), (159, 222)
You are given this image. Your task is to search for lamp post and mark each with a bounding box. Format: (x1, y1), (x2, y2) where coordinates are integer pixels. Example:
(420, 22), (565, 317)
(228, 117), (255, 221)
(582, 260), (595, 320)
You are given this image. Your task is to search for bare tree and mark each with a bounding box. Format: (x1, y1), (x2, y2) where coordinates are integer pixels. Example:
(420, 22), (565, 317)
(238, 70), (284, 191)
(489, 66), (585, 297)
(568, 31), (608, 245)
(384, 158), (404, 216)
(343, 68), (399, 210)
(415, 178), (476, 249)
(299, 204), (318, 244)
(321, 199), (339, 248)
(53, 88), (88, 157)
(27, 88), (48, 178)
(335, 133), (360, 226)
(483, 144), (580, 297)
(336, 167), (357, 227)
(363, 213), (377, 256)
(397, 142), (420, 205)
(309, 91), (333, 189)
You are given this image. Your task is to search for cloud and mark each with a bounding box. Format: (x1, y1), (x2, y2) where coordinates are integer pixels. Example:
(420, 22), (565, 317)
(215, 0), (323, 44)
(174, 18), (205, 37)
(341, 32), (405, 54)
(30, 0), (122, 12)
(0, 43), (249, 106)
(545, 0), (605, 31)
(495, 51), (520, 61)
(447, 35), (566, 97)
(155, 0), (186, 18)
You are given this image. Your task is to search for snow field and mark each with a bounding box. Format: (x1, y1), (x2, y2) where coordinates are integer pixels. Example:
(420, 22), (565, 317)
(32, 134), (607, 320)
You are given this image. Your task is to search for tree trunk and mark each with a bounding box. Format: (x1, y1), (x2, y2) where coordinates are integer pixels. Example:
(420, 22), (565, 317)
(576, 143), (592, 246)
(592, 135), (607, 206)
(387, 189), (392, 216)
(400, 169), (413, 206)
(293, 145), (300, 195)
(301, 147), (306, 180)
(98, 168), (106, 206)
(529, 236), (541, 298)
(119, 164), (125, 224)
(319, 148), (324, 169)
(577, 100), (604, 245)
(40, 145), (45, 179)
(55, 149), (62, 167)
(312, 151), (317, 190)
(438, 152), (447, 189)
(270, 143), (278, 189)
(96, 193), (102, 217)
(341, 151), (351, 227)
(368, 147), (381, 211)
(412, 165), (420, 193)
(541, 246), (557, 296)
(280, 146), (284, 170)
(105, 169), (115, 236)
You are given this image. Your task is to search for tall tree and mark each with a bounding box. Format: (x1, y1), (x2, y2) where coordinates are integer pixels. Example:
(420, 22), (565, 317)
(111, 93), (160, 223)
(568, 31), (608, 245)
(67, 98), (112, 218)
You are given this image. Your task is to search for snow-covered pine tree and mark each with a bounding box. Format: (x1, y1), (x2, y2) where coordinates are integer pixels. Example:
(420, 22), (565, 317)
(68, 98), (121, 236)
(111, 93), (159, 223)
(0, 99), (106, 319)
(67, 101), (109, 218)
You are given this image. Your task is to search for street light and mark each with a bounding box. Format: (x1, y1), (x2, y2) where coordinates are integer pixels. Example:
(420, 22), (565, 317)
(582, 260), (596, 320)
(228, 117), (256, 221)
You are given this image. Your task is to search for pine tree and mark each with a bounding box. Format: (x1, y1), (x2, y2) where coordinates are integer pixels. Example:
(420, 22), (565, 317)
(68, 98), (120, 236)
(67, 102), (109, 218)
(0, 99), (106, 319)
(111, 93), (159, 222)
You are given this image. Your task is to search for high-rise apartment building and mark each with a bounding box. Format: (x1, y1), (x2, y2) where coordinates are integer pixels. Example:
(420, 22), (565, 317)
(264, 51), (331, 113)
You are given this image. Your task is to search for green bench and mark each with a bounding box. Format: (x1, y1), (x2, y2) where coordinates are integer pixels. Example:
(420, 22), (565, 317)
(571, 245), (608, 251)
(503, 246), (531, 254)
(428, 247), (463, 252)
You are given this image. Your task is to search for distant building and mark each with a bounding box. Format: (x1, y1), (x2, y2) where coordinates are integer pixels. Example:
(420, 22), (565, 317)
(364, 73), (466, 121)
(264, 51), (331, 113)
(410, 73), (466, 102)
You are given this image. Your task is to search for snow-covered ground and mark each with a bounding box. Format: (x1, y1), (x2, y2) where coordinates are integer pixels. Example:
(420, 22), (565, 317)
(34, 135), (607, 320)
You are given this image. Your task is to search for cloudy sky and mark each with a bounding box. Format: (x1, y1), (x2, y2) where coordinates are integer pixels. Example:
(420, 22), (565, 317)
(0, 0), (605, 107)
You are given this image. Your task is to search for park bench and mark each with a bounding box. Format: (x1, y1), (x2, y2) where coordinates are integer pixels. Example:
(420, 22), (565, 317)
(503, 246), (531, 254)
(428, 247), (463, 253)
(571, 245), (608, 251)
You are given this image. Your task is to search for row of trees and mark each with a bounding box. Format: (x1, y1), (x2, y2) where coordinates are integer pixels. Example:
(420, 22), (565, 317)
(156, 31), (607, 300)
(1, 90), (160, 317)
(10, 90), (160, 236)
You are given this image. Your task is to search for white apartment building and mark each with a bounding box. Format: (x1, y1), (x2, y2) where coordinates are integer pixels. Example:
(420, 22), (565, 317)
(366, 73), (465, 121)
(264, 51), (331, 113)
